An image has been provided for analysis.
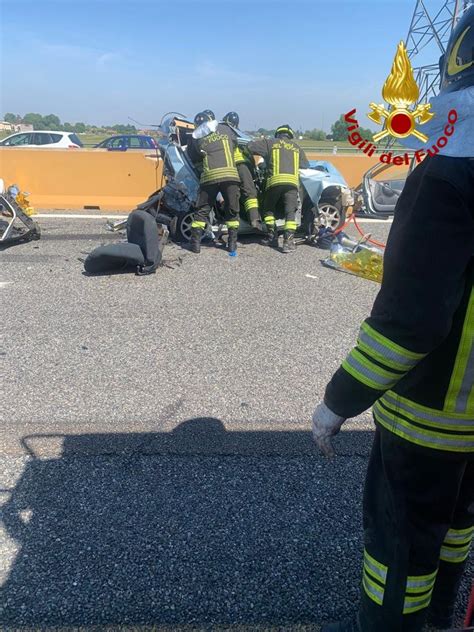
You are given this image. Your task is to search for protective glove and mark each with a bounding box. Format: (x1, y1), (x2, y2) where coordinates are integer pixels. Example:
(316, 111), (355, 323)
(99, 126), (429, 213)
(312, 402), (346, 458)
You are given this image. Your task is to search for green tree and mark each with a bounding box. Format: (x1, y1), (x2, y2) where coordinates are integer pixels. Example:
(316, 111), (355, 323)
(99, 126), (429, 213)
(358, 126), (374, 141)
(331, 114), (375, 142)
(74, 122), (86, 133)
(42, 113), (62, 129)
(23, 113), (46, 130)
(256, 127), (275, 137)
(330, 115), (350, 141)
(4, 112), (21, 123)
(305, 128), (327, 141)
(63, 122), (73, 132)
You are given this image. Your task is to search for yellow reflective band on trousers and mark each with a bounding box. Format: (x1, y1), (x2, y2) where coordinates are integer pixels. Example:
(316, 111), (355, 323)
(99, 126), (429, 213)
(362, 550), (387, 606)
(191, 220), (206, 229)
(440, 526), (474, 563)
(374, 391), (474, 453)
(226, 220), (239, 229)
(284, 220), (297, 231)
(444, 288), (474, 415)
(403, 570), (437, 614)
(244, 198), (258, 211)
(264, 215), (276, 225)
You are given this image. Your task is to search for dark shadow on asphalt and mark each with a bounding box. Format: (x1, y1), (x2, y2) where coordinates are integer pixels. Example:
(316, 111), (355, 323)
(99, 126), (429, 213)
(0, 419), (469, 628)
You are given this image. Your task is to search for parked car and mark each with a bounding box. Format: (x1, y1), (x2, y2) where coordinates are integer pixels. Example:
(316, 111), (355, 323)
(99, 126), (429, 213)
(94, 135), (158, 151)
(0, 131), (83, 148)
(155, 113), (354, 242)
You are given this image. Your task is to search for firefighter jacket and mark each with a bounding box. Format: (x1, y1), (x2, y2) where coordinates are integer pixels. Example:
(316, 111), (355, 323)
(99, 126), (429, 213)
(247, 137), (309, 189)
(220, 122), (253, 167)
(324, 155), (474, 453)
(187, 122), (239, 185)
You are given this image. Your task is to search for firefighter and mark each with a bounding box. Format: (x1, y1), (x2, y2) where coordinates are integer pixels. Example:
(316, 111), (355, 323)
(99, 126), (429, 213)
(222, 111), (261, 228)
(187, 111), (240, 255)
(312, 8), (474, 632)
(248, 125), (309, 253)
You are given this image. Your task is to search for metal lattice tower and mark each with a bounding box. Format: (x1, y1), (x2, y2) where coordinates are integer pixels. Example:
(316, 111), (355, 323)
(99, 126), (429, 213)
(380, 0), (471, 149)
(405, 0), (472, 103)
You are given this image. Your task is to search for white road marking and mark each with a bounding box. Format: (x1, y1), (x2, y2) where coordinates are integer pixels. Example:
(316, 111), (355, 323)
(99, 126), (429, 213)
(305, 274), (319, 279)
(0, 281), (14, 288)
(34, 213), (392, 223)
(354, 218), (392, 223)
(35, 214), (125, 219)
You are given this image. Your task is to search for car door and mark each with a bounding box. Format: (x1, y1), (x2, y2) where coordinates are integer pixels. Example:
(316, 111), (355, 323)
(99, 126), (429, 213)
(129, 136), (142, 149)
(32, 133), (52, 146)
(107, 136), (128, 151)
(2, 133), (32, 146)
(362, 162), (410, 216)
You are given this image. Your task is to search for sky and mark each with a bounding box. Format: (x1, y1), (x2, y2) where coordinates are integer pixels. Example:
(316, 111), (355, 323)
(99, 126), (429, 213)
(0, 0), (444, 131)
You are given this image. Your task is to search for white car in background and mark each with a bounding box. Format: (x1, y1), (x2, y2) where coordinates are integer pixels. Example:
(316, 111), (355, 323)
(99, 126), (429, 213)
(0, 130), (83, 148)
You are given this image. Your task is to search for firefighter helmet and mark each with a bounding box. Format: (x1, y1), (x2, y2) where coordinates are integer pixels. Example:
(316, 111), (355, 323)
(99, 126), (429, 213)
(439, 6), (474, 94)
(194, 111), (212, 127)
(203, 109), (216, 120)
(275, 124), (295, 139)
(223, 111), (240, 128)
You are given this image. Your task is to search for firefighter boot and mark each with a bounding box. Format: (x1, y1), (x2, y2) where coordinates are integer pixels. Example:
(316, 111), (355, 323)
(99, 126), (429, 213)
(261, 225), (278, 248)
(189, 228), (202, 254)
(227, 227), (238, 255)
(282, 230), (296, 253)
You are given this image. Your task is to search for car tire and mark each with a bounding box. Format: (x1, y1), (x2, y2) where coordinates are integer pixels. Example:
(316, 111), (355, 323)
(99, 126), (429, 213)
(317, 199), (346, 230)
(175, 211), (195, 242)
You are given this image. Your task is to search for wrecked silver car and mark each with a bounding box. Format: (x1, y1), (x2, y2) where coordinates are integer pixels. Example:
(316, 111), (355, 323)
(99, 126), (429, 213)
(0, 184), (41, 247)
(155, 113), (354, 242)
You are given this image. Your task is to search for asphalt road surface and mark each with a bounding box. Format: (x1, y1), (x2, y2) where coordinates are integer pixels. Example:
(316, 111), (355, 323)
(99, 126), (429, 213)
(0, 217), (471, 630)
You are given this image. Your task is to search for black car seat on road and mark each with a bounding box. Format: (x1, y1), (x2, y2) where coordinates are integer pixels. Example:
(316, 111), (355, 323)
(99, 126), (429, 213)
(84, 210), (163, 275)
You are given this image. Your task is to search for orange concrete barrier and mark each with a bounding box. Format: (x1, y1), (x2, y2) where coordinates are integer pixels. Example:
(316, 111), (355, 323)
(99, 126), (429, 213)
(0, 148), (377, 213)
(0, 148), (164, 211)
(307, 153), (380, 189)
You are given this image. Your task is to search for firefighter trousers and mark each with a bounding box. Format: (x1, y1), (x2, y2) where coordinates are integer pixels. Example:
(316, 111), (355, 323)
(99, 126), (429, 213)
(263, 184), (298, 232)
(236, 162), (259, 224)
(358, 425), (474, 632)
(192, 181), (240, 230)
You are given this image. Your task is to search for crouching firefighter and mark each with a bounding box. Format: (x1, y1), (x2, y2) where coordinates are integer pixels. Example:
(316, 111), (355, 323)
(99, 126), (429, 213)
(187, 111), (241, 255)
(222, 111), (261, 228)
(248, 125), (309, 253)
(311, 9), (474, 632)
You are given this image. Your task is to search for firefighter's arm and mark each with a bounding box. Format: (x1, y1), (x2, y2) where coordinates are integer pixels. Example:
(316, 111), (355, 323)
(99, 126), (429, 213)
(323, 158), (474, 419)
(299, 148), (310, 169)
(247, 139), (269, 159)
(186, 137), (201, 164)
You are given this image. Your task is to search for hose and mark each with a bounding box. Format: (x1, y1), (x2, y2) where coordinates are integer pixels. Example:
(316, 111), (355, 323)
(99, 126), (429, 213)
(333, 212), (387, 249)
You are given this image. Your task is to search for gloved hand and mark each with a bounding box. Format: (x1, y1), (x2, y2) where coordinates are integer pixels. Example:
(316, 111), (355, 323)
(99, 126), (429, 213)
(312, 402), (346, 457)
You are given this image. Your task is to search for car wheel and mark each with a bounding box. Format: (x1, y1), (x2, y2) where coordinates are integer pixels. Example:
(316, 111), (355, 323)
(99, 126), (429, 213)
(317, 200), (346, 230)
(175, 211), (195, 242)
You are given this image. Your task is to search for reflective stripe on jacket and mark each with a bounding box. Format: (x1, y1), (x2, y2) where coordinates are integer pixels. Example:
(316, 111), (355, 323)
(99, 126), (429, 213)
(247, 137), (309, 189)
(324, 155), (474, 453)
(188, 123), (239, 185)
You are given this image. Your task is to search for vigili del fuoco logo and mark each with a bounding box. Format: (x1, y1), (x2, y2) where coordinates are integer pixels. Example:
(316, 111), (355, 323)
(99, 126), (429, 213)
(344, 41), (457, 165)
